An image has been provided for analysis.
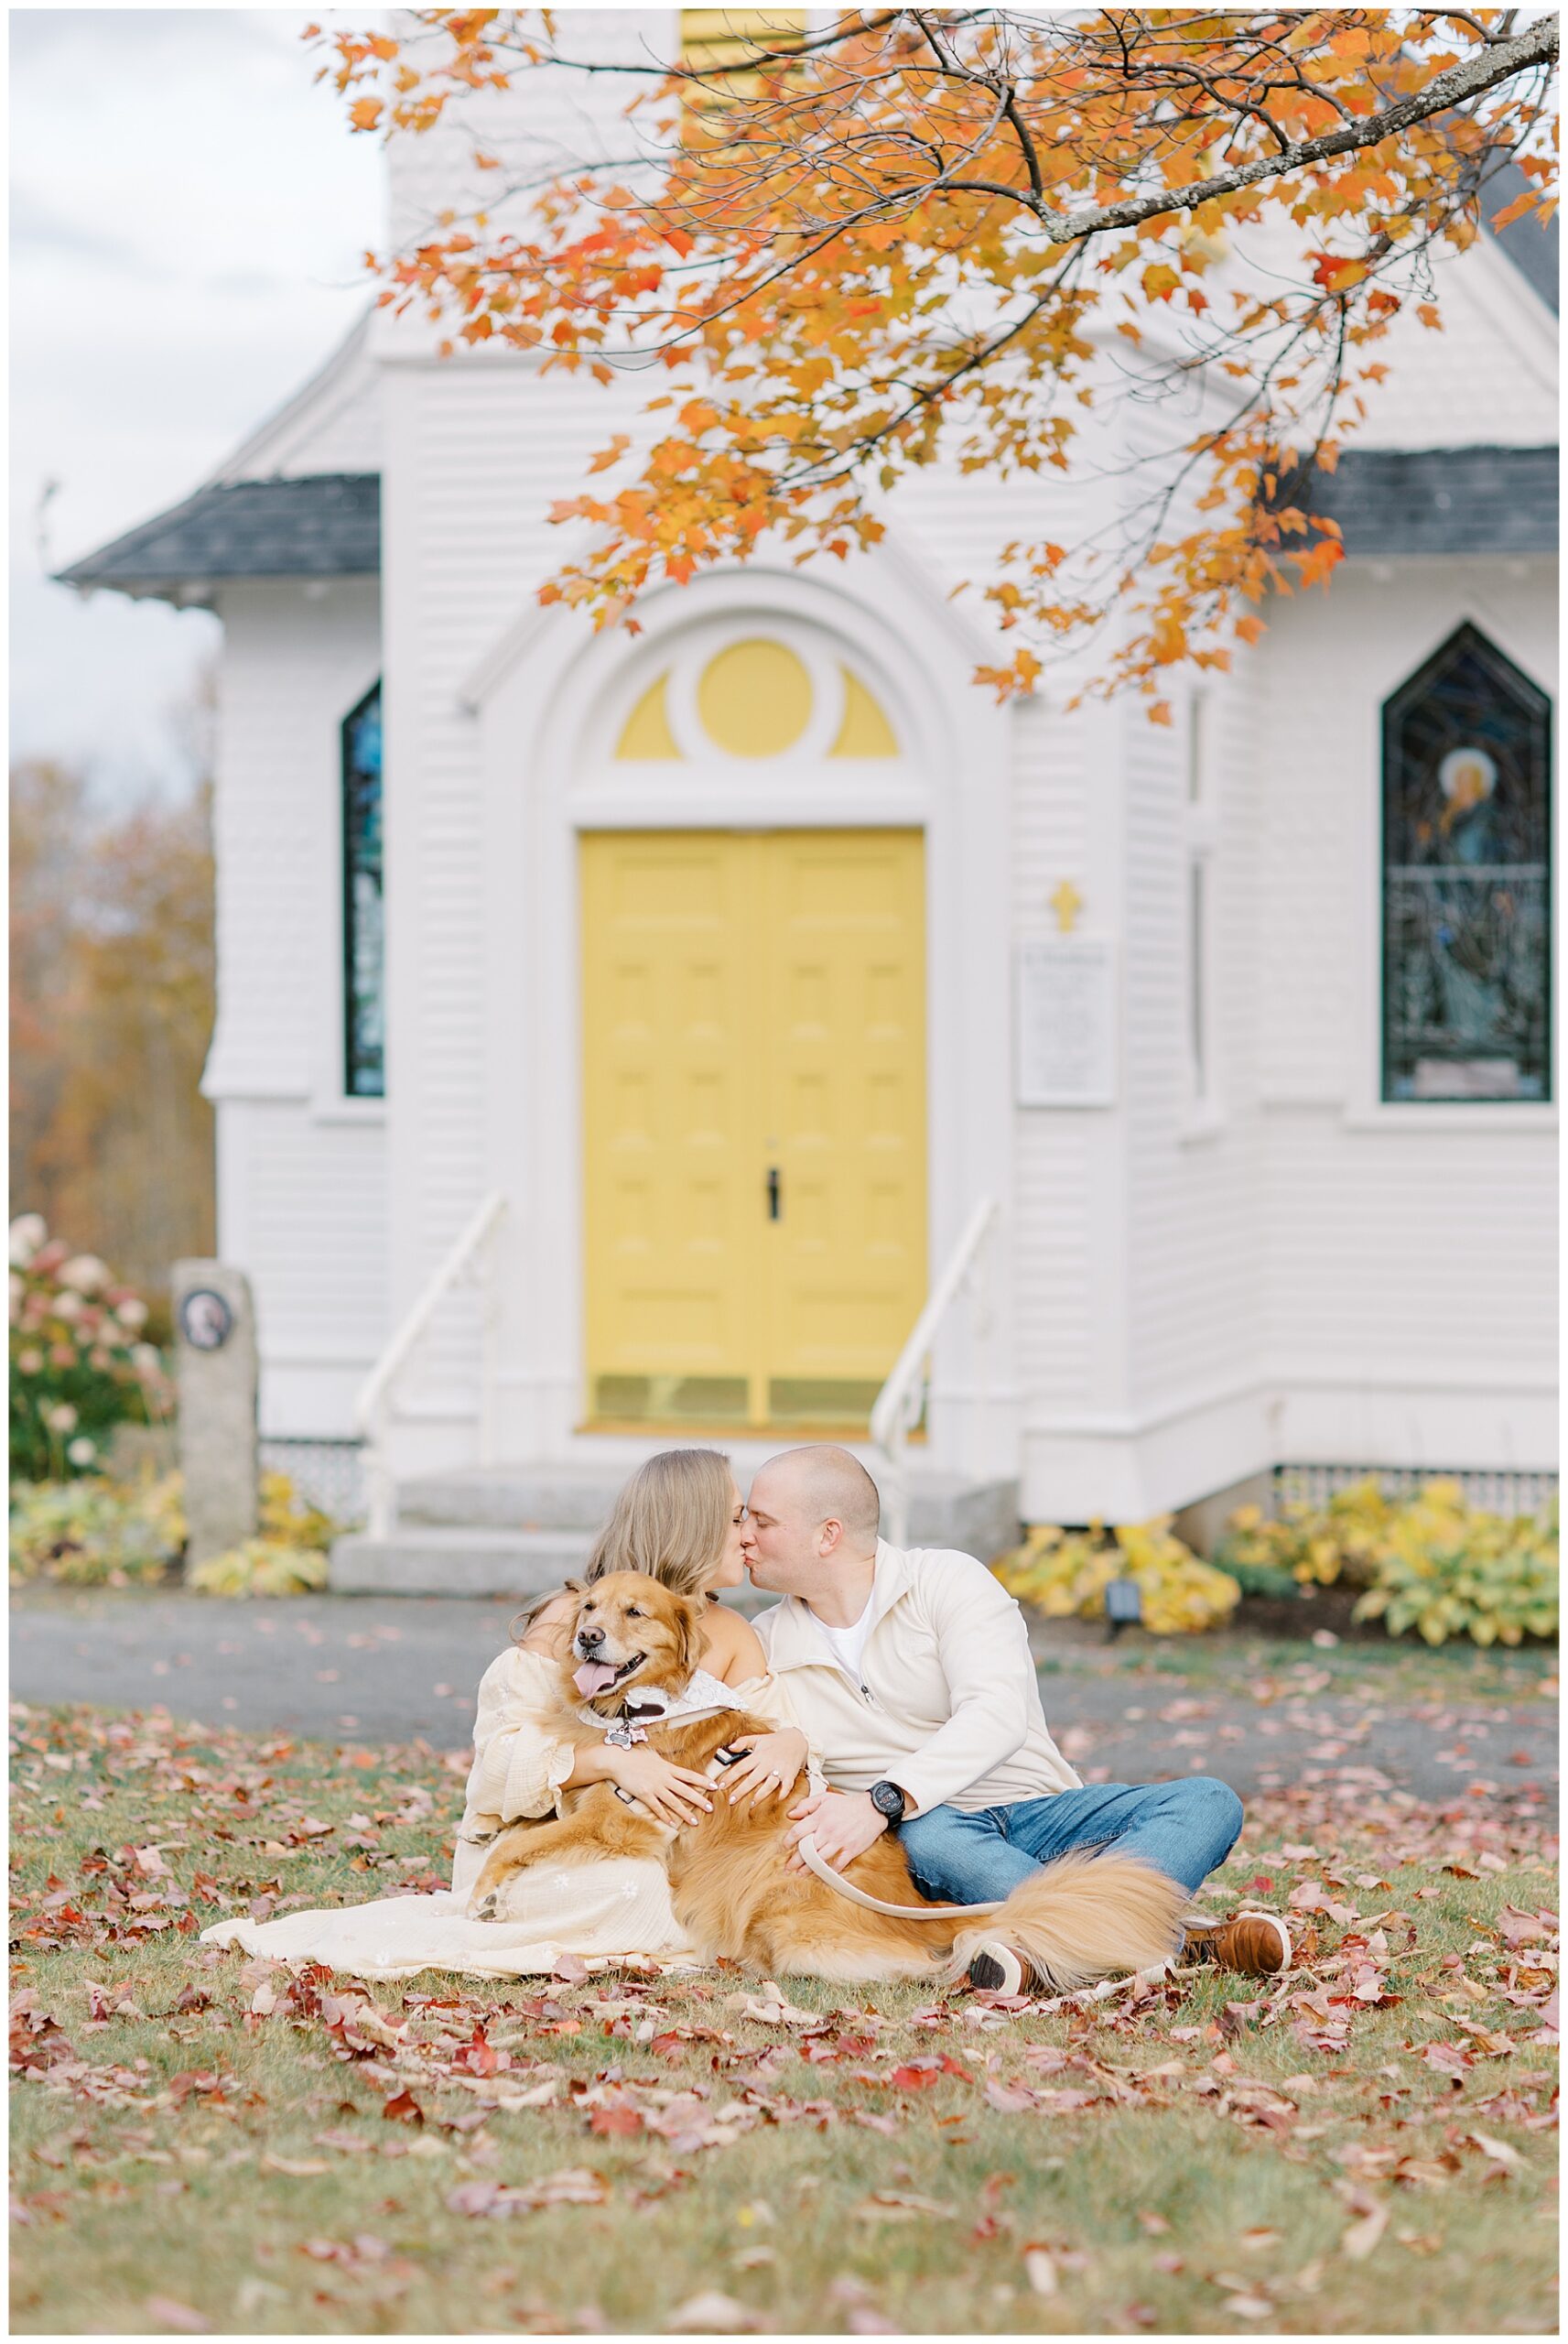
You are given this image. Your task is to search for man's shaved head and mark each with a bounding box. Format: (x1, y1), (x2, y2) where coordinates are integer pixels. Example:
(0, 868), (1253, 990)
(752, 1445), (881, 1547)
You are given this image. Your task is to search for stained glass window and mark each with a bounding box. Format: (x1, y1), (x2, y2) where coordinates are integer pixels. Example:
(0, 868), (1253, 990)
(341, 681), (384, 1098)
(1382, 624), (1551, 1102)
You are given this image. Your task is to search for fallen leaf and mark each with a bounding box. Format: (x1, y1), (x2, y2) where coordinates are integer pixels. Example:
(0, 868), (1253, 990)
(589, 2104), (644, 2137)
(381, 2089), (424, 2126)
(1022, 2248), (1057, 2296)
(665, 2290), (771, 2332)
(1340, 2203), (1389, 2261)
(854, 2190), (956, 2222)
(145, 2299), (211, 2333)
(261, 2154), (329, 2177)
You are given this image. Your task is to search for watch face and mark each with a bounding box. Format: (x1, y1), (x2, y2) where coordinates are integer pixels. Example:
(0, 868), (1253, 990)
(871, 1782), (903, 1819)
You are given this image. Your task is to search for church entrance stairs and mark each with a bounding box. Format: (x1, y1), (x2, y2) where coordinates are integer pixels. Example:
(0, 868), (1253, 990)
(328, 1463), (1021, 1600)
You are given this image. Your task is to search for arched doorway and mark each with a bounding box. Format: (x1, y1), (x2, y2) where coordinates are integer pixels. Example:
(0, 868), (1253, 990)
(580, 624), (925, 1433)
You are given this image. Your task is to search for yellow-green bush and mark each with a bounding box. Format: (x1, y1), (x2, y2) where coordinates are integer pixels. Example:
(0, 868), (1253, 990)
(188, 1538), (330, 1598)
(994, 1515), (1242, 1633)
(11, 1466), (341, 1596)
(9, 1471), (185, 1587)
(1216, 1478), (1559, 1646)
(1350, 1484), (1557, 1647)
(1215, 1477), (1395, 1590)
(188, 1470), (341, 1597)
(257, 1470), (339, 1553)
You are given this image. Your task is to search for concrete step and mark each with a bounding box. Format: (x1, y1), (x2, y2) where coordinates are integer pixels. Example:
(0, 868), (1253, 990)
(328, 1525), (775, 1612)
(330, 1526), (594, 1600)
(396, 1466), (628, 1534)
(384, 1464), (1021, 1574)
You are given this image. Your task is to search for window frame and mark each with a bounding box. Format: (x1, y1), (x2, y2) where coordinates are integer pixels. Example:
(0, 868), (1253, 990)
(1379, 620), (1552, 1109)
(341, 677), (385, 1102)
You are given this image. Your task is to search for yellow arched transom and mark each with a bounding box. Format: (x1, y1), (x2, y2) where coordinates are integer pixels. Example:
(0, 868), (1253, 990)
(697, 639), (813, 757)
(615, 673), (681, 760)
(613, 642), (899, 761)
(829, 667), (897, 757)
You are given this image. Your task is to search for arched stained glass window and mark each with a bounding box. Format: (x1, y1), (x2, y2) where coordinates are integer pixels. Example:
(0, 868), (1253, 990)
(1382, 624), (1552, 1102)
(341, 681), (384, 1098)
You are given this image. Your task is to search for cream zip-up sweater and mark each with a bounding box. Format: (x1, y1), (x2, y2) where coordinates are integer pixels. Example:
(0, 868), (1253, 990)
(752, 1539), (1081, 1817)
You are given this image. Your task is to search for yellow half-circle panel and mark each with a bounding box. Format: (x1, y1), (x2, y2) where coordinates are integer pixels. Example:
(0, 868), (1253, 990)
(697, 638), (812, 757)
(615, 672), (682, 760)
(829, 667), (898, 757)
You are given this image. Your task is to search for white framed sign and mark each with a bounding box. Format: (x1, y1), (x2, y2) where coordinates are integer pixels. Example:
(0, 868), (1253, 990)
(1016, 936), (1118, 1107)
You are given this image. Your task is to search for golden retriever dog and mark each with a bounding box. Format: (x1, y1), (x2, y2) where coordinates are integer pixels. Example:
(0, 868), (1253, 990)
(469, 1571), (1186, 1990)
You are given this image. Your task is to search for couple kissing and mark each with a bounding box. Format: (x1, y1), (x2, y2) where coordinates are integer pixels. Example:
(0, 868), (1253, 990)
(203, 1445), (1289, 1992)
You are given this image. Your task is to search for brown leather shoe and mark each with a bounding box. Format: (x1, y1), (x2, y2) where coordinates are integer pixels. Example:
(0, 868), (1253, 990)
(1184, 1909), (1292, 1976)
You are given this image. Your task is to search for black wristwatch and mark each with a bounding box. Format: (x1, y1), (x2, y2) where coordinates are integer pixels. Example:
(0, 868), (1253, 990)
(869, 1779), (907, 1826)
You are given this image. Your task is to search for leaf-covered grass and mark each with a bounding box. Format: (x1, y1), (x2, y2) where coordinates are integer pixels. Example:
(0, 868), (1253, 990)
(1032, 1624), (1557, 1703)
(11, 1701), (1558, 2336)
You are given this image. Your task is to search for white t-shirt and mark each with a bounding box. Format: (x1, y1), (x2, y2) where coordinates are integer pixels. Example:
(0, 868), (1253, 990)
(814, 1603), (873, 1686)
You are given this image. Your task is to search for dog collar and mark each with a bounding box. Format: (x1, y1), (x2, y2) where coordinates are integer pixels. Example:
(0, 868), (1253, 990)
(579, 1666), (743, 1744)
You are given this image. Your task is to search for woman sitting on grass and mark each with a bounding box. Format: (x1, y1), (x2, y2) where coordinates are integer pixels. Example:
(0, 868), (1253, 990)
(200, 1449), (812, 1980)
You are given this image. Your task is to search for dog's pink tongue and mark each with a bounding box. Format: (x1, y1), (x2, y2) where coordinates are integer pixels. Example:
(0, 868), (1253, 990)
(573, 1659), (620, 1698)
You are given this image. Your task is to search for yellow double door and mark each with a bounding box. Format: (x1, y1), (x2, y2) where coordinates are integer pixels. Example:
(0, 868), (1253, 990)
(581, 830), (927, 1430)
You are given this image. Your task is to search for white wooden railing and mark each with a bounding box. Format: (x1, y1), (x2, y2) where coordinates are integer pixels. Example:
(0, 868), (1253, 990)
(870, 1196), (1000, 1547)
(354, 1189), (508, 1538)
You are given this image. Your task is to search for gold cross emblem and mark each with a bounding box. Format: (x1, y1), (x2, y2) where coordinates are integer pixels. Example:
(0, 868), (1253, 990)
(1049, 878), (1084, 934)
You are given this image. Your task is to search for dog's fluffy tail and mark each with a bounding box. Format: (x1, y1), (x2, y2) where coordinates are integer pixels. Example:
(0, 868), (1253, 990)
(946, 1850), (1187, 1995)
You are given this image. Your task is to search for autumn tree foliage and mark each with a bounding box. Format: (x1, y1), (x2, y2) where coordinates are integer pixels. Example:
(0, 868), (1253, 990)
(10, 754), (216, 1312)
(319, 8), (1556, 711)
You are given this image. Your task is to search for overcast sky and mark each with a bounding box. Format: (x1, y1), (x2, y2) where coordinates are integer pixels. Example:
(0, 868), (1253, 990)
(10, 9), (384, 801)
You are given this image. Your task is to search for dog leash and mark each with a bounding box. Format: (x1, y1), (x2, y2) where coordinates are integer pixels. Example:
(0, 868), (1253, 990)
(795, 1833), (1004, 1920)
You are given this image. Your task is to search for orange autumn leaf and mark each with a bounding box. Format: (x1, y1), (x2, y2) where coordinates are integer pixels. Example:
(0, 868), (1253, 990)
(307, 9), (1558, 709)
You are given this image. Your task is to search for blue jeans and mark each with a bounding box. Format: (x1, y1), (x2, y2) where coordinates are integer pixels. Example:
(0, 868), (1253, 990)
(898, 1777), (1243, 1905)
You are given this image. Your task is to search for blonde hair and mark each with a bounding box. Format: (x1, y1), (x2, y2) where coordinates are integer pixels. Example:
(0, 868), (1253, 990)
(513, 1449), (733, 1644)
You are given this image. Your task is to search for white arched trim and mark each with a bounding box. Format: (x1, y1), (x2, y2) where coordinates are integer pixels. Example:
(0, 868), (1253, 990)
(469, 552), (1020, 1471)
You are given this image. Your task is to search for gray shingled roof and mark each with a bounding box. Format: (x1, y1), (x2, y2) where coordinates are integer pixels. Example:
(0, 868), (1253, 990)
(1481, 157), (1559, 315)
(55, 473), (379, 602)
(1286, 445), (1557, 558)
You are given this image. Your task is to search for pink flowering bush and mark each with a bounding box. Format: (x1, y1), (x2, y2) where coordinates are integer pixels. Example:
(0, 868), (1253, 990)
(8, 1215), (172, 1481)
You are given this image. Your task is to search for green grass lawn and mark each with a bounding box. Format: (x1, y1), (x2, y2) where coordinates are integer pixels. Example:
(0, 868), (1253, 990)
(11, 1699), (1558, 2336)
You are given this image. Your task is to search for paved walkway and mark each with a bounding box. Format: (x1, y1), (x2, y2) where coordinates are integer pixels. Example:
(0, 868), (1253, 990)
(11, 1588), (1555, 1809)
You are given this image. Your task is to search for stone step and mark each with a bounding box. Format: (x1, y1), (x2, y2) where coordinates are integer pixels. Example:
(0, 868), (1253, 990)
(396, 1466), (631, 1534)
(330, 1526), (593, 1600)
(393, 1463), (1020, 1562)
(328, 1525), (776, 1612)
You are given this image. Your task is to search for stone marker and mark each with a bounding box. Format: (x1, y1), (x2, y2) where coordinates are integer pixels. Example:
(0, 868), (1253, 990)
(173, 1260), (259, 1564)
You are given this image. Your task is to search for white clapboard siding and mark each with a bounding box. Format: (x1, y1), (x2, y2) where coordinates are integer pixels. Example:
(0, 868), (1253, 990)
(1121, 672), (1270, 1423)
(1009, 693), (1096, 1416)
(1254, 559), (1557, 1457)
(206, 580), (388, 1434)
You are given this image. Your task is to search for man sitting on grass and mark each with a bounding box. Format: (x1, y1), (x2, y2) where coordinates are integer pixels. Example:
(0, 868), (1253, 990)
(744, 1445), (1291, 1991)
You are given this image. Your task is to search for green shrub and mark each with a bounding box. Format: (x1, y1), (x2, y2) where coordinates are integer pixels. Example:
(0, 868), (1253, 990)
(994, 1515), (1242, 1633)
(1351, 1484), (1558, 1647)
(9, 1472), (185, 1587)
(188, 1470), (341, 1598)
(1217, 1479), (1559, 1647)
(9, 1466), (341, 1598)
(9, 1215), (172, 1481)
(188, 1539), (330, 1598)
(1213, 1478), (1395, 1590)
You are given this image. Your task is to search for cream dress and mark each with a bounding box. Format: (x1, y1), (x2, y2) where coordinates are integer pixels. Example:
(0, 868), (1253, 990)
(200, 1644), (810, 1983)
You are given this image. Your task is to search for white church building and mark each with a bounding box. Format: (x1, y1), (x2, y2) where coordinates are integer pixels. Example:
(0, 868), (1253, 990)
(61, 13), (1559, 1589)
